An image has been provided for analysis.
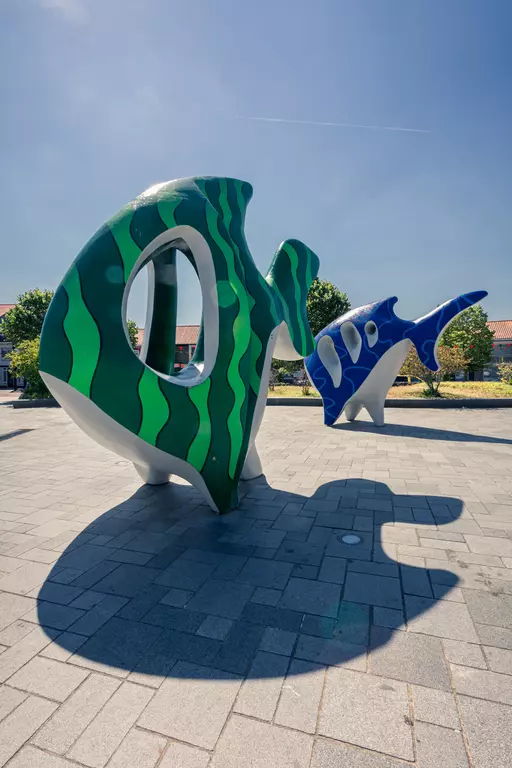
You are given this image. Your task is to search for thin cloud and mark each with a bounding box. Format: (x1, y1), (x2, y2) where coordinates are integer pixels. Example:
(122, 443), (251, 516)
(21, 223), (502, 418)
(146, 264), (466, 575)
(236, 115), (432, 134)
(40, 0), (89, 24)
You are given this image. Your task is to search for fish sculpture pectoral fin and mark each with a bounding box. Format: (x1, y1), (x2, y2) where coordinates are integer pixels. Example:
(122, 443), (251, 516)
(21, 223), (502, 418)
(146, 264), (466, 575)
(266, 238), (319, 360)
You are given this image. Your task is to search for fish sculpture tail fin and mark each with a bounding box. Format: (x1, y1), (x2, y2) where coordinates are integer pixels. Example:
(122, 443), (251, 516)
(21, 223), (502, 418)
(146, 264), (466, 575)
(406, 290), (488, 371)
(265, 239), (319, 360)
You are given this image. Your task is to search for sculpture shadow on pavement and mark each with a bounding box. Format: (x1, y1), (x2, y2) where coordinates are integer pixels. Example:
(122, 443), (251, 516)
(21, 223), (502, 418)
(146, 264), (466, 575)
(37, 477), (463, 680)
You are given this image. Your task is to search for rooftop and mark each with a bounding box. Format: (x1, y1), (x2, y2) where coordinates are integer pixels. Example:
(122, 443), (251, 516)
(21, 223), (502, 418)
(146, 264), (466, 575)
(488, 320), (512, 341)
(0, 304), (15, 319)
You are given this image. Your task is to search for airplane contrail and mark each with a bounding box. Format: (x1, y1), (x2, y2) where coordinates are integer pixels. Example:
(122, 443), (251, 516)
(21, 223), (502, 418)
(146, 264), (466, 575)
(236, 115), (432, 134)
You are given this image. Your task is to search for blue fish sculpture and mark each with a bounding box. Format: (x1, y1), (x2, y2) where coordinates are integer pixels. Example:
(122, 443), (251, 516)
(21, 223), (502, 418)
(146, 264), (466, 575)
(305, 291), (488, 427)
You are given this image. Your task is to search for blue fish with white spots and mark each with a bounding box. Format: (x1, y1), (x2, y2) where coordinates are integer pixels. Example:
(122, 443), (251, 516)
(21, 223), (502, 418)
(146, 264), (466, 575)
(305, 290), (487, 426)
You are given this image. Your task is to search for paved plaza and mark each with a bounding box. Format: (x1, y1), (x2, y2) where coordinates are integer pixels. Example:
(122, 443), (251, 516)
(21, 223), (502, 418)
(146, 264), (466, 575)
(0, 404), (512, 767)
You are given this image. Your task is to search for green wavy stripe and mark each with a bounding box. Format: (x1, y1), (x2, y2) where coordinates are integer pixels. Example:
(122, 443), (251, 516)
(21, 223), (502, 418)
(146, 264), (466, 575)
(63, 266), (101, 397)
(305, 248), (313, 294)
(202, 180), (251, 479)
(156, 196), (181, 230)
(137, 368), (170, 445)
(109, 208), (142, 283)
(187, 379), (212, 471)
(282, 242), (307, 355)
(266, 274), (292, 332)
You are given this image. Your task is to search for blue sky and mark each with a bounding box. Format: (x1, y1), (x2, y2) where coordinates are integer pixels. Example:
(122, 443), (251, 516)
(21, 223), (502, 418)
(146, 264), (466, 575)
(1, 0), (510, 327)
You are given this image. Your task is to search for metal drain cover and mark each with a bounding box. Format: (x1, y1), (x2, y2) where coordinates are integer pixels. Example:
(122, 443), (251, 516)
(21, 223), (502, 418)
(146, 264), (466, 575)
(339, 534), (362, 545)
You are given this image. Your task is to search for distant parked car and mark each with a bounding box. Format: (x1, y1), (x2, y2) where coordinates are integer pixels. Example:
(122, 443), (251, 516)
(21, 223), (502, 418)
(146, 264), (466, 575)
(394, 376), (409, 386)
(280, 374), (295, 384)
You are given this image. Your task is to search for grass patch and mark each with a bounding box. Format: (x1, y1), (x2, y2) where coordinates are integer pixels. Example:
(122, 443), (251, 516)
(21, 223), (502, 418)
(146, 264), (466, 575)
(268, 382), (512, 399)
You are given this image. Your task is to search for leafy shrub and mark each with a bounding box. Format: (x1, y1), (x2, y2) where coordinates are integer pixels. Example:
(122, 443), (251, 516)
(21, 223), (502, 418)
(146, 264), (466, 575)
(497, 362), (512, 385)
(6, 337), (52, 400)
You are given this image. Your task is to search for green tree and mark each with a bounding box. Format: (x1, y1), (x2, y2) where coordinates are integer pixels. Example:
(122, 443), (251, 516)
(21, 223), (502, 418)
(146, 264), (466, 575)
(441, 305), (494, 377)
(1, 289), (54, 346)
(306, 277), (351, 337)
(7, 338), (51, 399)
(127, 320), (139, 350)
(400, 344), (467, 397)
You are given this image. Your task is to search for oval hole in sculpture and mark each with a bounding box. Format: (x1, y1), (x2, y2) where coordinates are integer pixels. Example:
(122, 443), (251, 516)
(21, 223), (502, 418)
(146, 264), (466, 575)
(126, 247), (203, 378)
(340, 321), (362, 364)
(317, 335), (342, 388)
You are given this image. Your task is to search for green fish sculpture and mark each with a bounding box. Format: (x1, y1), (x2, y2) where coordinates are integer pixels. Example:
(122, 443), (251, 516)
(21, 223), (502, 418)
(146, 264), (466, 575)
(39, 177), (319, 513)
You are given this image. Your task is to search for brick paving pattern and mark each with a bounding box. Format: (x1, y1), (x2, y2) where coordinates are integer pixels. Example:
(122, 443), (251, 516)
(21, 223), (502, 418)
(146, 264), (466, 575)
(0, 404), (511, 767)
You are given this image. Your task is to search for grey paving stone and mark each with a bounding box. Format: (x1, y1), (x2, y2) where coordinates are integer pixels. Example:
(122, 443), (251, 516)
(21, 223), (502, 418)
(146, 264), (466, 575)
(236, 557), (293, 589)
(400, 565), (433, 597)
(241, 603), (304, 632)
(213, 621), (265, 675)
(196, 615), (233, 640)
(67, 594), (128, 636)
(8, 656), (89, 702)
(159, 587), (193, 607)
(250, 587), (282, 606)
(68, 681), (154, 768)
(142, 605), (206, 633)
(68, 590), (106, 611)
(107, 727), (167, 768)
(32, 673), (121, 754)
(212, 553), (247, 579)
(373, 607), (405, 630)
(0, 562), (55, 596)
(280, 578), (340, 618)
(275, 541), (325, 566)
(334, 601), (370, 645)
(450, 663), (512, 704)
(344, 572), (402, 609)
(300, 614), (336, 638)
(69, 617), (163, 674)
(318, 556), (347, 584)
(259, 627), (297, 656)
(0, 619), (36, 647)
(272, 515), (313, 533)
(25, 601), (85, 631)
(415, 721), (469, 768)
(210, 714), (313, 768)
(475, 623), (512, 650)
(295, 634), (366, 670)
(275, 659), (325, 734)
(458, 695), (512, 768)
(159, 742), (210, 768)
(234, 651), (289, 719)
(464, 534), (512, 557)
(464, 589), (512, 629)
(91, 564), (160, 598)
(311, 739), (405, 767)
(347, 560), (399, 578)
(154, 559), (215, 591)
(442, 639), (487, 668)
(484, 645), (512, 674)
(0, 696), (58, 767)
(318, 668), (413, 760)
(116, 584), (171, 621)
(57, 544), (116, 572)
(186, 579), (254, 619)
(138, 662), (241, 750)
(292, 564), (319, 579)
(28, 582), (84, 606)
(70, 561), (120, 590)
(370, 626), (450, 690)
(0, 626), (59, 683)
(411, 685), (460, 728)
(0, 686), (27, 721)
(0, 593), (36, 634)
(405, 595), (479, 642)
(3, 745), (78, 767)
